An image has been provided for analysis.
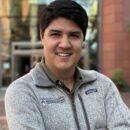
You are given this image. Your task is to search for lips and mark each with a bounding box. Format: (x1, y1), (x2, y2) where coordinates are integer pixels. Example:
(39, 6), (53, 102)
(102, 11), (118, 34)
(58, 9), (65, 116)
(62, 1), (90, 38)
(55, 52), (72, 57)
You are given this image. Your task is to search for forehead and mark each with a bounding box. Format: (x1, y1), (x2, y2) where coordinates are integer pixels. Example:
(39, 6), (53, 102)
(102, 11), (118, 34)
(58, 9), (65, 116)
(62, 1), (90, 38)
(45, 17), (82, 32)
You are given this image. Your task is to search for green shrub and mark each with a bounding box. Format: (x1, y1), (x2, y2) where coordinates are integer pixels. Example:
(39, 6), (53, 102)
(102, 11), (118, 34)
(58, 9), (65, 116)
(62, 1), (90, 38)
(112, 68), (127, 91)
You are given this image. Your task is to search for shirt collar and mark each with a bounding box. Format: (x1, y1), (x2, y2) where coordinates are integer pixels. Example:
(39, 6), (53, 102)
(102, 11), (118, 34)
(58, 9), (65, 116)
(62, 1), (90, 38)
(30, 59), (97, 88)
(40, 58), (58, 84)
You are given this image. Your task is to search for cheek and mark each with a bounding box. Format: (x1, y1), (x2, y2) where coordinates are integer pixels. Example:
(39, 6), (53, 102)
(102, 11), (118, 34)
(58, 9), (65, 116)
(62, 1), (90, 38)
(42, 40), (52, 50)
(43, 44), (57, 58)
(74, 44), (82, 53)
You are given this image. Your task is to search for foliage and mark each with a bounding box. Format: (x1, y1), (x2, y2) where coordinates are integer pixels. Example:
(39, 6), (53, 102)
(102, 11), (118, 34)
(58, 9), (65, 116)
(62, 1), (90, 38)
(10, 0), (30, 41)
(111, 68), (128, 91)
(127, 24), (130, 33)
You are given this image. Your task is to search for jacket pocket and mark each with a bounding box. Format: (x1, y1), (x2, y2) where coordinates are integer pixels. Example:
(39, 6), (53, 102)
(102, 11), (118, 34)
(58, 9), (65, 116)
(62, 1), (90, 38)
(40, 96), (65, 104)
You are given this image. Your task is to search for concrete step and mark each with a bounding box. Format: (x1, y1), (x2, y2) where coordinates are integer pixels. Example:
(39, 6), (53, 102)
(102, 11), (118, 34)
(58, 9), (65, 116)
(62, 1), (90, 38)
(0, 116), (9, 130)
(0, 87), (6, 99)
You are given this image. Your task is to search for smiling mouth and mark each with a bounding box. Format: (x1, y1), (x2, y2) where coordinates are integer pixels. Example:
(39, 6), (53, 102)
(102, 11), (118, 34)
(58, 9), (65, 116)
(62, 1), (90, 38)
(55, 52), (72, 57)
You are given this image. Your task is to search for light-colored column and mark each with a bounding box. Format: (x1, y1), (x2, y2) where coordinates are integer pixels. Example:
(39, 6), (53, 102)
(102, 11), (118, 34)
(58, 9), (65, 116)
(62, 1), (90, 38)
(0, 44), (2, 87)
(29, 4), (38, 48)
(0, 6), (3, 87)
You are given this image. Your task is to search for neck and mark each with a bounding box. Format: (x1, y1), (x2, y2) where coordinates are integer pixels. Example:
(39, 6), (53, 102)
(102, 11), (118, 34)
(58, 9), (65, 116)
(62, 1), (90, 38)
(63, 78), (75, 91)
(46, 64), (75, 90)
(56, 69), (75, 90)
(43, 58), (76, 90)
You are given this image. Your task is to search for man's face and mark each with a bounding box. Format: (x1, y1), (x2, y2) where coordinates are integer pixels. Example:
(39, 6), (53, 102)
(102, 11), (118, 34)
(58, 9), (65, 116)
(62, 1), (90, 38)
(41, 17), (84, 72)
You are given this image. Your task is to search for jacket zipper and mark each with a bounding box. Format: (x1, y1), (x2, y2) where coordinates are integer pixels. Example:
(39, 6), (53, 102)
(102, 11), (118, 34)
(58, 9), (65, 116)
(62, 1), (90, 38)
(68, 92), (81, 130)
(78, 93), (91, 130)
(56, 85), (81, 130)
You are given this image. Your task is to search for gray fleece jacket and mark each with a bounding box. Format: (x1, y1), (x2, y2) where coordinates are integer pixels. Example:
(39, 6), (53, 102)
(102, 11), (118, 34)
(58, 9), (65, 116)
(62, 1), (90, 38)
(5, 63), (130, 130)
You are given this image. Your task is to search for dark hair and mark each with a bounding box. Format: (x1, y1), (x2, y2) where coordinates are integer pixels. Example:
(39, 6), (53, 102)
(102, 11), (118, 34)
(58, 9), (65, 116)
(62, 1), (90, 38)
(40, 0), (88, 40)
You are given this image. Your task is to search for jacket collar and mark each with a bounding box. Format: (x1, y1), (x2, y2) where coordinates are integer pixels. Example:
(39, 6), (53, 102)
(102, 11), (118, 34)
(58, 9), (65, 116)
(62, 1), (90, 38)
(30, 63), (97, 87)
(78, 68), (97, 83)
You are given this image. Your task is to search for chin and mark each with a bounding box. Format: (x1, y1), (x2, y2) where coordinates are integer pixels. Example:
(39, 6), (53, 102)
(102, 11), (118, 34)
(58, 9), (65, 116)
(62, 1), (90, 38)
(56, 64), (75, 71)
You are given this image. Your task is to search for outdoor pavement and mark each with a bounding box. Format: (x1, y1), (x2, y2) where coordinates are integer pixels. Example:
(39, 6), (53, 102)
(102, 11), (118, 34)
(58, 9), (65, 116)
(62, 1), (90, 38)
(0, 87), (8, 130)
(0, 88), (6, 100)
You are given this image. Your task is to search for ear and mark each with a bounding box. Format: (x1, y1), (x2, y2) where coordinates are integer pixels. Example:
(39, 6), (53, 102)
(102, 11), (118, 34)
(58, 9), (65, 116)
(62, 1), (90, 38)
(82, 42), (85, 49)
(40, 30), (44, 40)
(40, 31), (44, 48)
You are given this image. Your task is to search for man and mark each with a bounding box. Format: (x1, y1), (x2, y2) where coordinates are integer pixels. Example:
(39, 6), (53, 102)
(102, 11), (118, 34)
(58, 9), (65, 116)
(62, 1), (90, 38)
(5, 0), (130, 130)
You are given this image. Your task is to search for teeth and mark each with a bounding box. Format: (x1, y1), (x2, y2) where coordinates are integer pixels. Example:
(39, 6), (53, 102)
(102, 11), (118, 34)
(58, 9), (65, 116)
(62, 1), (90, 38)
(56, 53), (71, 57)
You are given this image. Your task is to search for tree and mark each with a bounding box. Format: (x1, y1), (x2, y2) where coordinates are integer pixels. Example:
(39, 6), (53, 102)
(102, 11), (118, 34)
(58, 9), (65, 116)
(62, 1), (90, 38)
(10, 0), (30, 41)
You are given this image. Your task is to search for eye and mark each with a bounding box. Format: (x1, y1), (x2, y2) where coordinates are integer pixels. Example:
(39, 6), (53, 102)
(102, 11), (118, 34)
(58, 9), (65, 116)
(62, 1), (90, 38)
(72, 34), (80, 38)
(70, 33), (81, 39)
(50, 32), (60, 37)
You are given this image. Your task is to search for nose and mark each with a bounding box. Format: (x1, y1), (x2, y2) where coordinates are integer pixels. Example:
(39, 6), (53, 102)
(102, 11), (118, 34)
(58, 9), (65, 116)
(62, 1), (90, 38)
(58, 35), (71, 49)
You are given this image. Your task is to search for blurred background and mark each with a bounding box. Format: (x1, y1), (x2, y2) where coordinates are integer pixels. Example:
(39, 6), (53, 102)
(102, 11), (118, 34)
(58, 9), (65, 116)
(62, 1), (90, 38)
(0, 0), (129, 88)
(0, 0), (99, 87)
(0, 0), (130, 129)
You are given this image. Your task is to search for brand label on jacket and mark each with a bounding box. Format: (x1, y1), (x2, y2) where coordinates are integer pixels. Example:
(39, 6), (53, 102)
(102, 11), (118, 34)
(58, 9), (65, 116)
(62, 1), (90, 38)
(85, 88), (97, 95)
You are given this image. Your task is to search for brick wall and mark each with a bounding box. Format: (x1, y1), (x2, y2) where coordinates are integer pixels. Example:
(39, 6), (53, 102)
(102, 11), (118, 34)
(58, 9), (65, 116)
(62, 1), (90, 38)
(101, 0), (130, 86)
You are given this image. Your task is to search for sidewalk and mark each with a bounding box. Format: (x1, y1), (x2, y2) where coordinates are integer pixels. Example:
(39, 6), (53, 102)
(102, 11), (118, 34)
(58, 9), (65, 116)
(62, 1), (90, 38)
(0, 87), (6, 100)
(0, 87), (8, 130)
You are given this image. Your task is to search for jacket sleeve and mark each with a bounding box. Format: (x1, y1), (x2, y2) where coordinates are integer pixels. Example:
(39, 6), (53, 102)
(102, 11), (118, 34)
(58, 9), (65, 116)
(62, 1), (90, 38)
(5, 80), (45, 130)
(105, 81), (130, 130)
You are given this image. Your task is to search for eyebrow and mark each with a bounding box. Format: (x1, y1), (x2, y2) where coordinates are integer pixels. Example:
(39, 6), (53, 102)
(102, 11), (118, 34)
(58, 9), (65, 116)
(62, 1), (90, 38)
(49, 29), (82, 34)
(69, 31), (82, 35)
(49, 29), (61, 33)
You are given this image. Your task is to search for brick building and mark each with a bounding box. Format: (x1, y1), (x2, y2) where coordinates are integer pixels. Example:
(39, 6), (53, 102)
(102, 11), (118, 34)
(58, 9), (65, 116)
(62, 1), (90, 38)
(101, 0), (130, 86)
